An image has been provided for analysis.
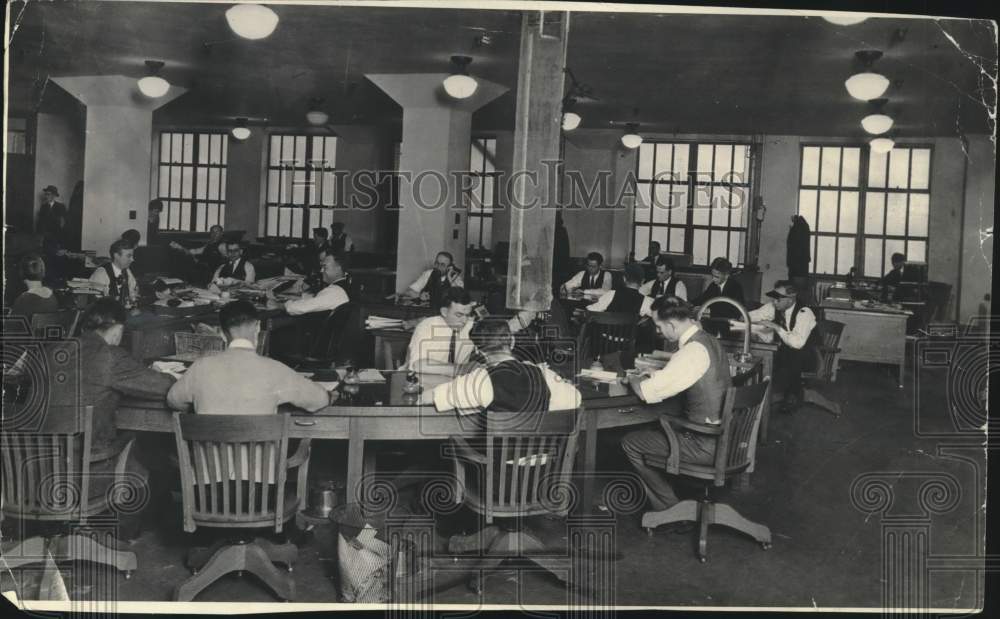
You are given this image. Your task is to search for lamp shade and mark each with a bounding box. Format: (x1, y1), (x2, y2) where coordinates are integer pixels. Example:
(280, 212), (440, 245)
(562, 112), (582, 131)
(861, 114), (894, 135)
(442, 74), (478, 99)
(306, 109), (329, 126)
(845, 72), (890, 101)
(821, 14), (868, 26)
(621, 133), (643, 149)
(226, 4), (279, 40)
(137, 76), (170, 98)
(231, 126), (252, 141)
(869, 137), (895, 154)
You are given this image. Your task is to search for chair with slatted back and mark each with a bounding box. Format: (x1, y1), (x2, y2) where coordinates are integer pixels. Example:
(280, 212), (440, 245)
(801, 319), (845, 417)
(641, 379), (772, 562)
(174, 332), (227, 358)
(577, 311), (639, 368)
(171, 412), (311, 602)
(445, 408), (583, 595)
(30, 310), (81, 339)
(0, 405), (138, 577)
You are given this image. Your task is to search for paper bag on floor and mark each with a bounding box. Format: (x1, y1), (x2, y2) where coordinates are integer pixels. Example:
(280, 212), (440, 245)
(337, 524), (391, 602)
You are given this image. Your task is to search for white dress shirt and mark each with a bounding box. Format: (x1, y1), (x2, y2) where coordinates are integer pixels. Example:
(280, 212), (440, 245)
(639, 277), (688, 301)
(89, 263), (139, 304)
(212, 258), (256, 286)
(284, 280), (350, 316)
(563, 269), (613, 292)
(408, 269), (464, 294)
(747, 303), (816, 349)
(637, 325), (712, 410)
(406, 314), (533, 374)
(431, 363), (582, 414)
(587, 289), (654, 317)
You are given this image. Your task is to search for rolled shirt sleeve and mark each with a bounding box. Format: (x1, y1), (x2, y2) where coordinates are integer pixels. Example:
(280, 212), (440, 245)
(637, 340), (710, 403)
(674, 280), (688, 301)
(285, 284), (349, 316)
(563, 271), (584, 291)
(88, 267), (111, 295)
(586, 290), (615, 312)
(432, 367), (493, 413)
(408, 269), (432, 294)
(777, 307), (816, 349)
(274, 365), (330, 412)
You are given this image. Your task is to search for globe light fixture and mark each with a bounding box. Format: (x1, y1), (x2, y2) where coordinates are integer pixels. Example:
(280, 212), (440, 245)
(621, 123), (643, 149)
(442, 56), (478, 99)
(226, 4), (279, 40)
(869, 137), (895, 154)
(231, 118), (252, 141)
(861, 113), (894, 135)
(821, 14), (869, 26)
(845, 50), (889, 101)
(562, 112), (582, 131)
(137, 60), (169, 98)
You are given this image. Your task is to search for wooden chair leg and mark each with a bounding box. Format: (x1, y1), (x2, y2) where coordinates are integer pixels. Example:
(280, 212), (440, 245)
(0, 536), (49, 569)
(186, 538), (230, 572)
(710, 503), (772, 547)
(175, 543), (247, 602)
(243, 543), (295, 601)
(54, 534), (137, 574)
(802, 388), (842, 417)
(448, 525), (501, 554)
(255, 537), (297, 570)
(697, 502), (712, 563)
(641, 499), (698, 532)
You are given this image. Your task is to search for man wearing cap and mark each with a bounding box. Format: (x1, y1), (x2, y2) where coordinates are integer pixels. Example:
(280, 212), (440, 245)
(37, 185), (66, 237)
(740, 280), (817, 413)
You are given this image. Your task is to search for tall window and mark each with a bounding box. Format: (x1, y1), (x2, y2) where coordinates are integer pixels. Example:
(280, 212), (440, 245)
(467, 137), (497, 249)
(156, 132), (228, 231)
(797, 144), (931, 276)
(632, 142), (752, 266)
(264, 134), (339, 239)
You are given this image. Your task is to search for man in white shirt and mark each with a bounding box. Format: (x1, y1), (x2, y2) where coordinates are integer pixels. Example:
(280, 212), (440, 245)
(562, 251), (613, 293)
(89, 239), (139, 309)
(406, 287), (536, 376)
(620, 296), (733, 514)
(422, 318), (581, 414)
(400, 251), (464, 304)
(279, 253), (350, 316)
(211, 241), (256, 286)
(639, 256), (687, 301)
(739, 280), (817, 412)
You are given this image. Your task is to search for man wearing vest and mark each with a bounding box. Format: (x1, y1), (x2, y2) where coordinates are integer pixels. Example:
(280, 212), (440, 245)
(329, 222), (354, 255)
(640, 256), (688, 301)
(562, 251), (613, 293)
(212, 240), (256, 286)
(280, 253), (350, 316)
(400, 251), (464, 305)
(422, 318), (581, 413)
(742, 280), (817, 413)
(89, 238), (139, 309)
(587, 263), (654, 317)
(170, 224), (227, 285)
(620, 296), (732, 514)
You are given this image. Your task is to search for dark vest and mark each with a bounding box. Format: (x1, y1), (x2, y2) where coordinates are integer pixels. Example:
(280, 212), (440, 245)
(581, 270), (607, 290)
(485, 360), (551, 413)
(102, 263), (132, 305)
(421, 270), (451, 305)
(330, 233), (349, 255)
(649, 276), (679, 299)
(606, 287), (644, 315)
(679, 329), (732, 424)
(219, 258), (248, 280)
(773, 301), (820, 351)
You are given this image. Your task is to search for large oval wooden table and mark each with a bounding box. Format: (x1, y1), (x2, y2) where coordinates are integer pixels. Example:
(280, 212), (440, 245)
(117, 358), (761, 513)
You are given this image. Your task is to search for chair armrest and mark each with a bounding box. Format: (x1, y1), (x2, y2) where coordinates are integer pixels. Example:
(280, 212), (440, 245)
(662, 415), (723, 436)
(657, 417), (682, 474)
(818, 345), (841, 354)
(447, 435), (487, 464)
(286, 439), (312, 469)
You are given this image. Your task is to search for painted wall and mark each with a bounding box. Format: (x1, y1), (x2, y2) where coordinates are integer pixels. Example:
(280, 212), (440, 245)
(225, 130), (264, 241)
(33, 111), (85, 231)
(958, 134), (995, 323)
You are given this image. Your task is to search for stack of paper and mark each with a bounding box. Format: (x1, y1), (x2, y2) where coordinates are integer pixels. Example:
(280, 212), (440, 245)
(337, 368), (387, 383)
(366, 316), (406, 330)
(66, 278), (103, 295)
(189, 287), (222, 302)
(579, 368), (619, 383)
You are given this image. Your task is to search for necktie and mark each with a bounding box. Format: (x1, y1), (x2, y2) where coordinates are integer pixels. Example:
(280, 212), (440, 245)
(117, 273), (130, 305)
(448, 330), (457, 364)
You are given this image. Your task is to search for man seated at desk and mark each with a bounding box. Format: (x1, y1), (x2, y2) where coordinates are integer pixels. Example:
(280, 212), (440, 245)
(620, 296), (732, 516)
(406, 287), (535, 376)
(89, 238), (139, 309)
(277, 253), (350, 316)
(880, 252), (906, 290)
(170, 224), (227, 284)
(640, 256), (687, 301)
(737, 280), (816, 413)
(562, 251), (613, 294)
(691, 256), (744, 322)
(421, 317), (581, 413)
(330, 222), (354, 255)
(586, 263), (654, 317)
(167, 300), (335, 414)
(211, 240), (256, 287)
(399, 251), (464, 304)
(640, 241), (662, 265)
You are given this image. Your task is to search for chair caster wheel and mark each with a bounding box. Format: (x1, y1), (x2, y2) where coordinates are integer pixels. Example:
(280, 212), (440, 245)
(645, 528), (653, 537)
(237, 570), (244, 578)
(761, 542), (771, 550)
(286, 565), (294, 573)
(699, 557), (706, 564)
(191, 568), (199, 575)
(123, 570), (132, 580)
(468, 576), (482, 595)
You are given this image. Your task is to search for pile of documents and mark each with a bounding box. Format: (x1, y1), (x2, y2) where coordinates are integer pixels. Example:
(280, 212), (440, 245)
(66, 278), (103, 295)
(365, 315), (405, 330)
(578, 368), (619, 383)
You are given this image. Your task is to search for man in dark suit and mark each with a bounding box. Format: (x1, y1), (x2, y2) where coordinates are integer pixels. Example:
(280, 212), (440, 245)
(692, 256), (745, 323)
(36, 185), (66, 237)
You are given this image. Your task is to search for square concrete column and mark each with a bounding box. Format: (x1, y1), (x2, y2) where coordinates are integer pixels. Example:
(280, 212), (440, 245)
(51, 76), (185, 255)
(367, 73), (506, 293)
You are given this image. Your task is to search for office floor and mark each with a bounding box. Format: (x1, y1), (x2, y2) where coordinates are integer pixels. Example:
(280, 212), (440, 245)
(1, 360), (985, 609)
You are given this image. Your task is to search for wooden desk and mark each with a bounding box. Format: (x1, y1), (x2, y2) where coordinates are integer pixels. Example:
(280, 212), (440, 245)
(820, 302), (909, 387)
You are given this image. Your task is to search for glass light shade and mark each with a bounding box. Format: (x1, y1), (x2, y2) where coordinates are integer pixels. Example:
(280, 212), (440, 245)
(226, 4), (279, 40)
(869, 137), (895, 154)
(137, 76), (169, 98)
(621, 133), (643, 149)
(821, 14), (868, 26)
(845, 72), (890, 101)
(861, 113), (894, 135)
(306, 110), (329, 125)
(442, 74), (478, 99)
(231, 126), (252, 141)
(562, 112), (581, 131)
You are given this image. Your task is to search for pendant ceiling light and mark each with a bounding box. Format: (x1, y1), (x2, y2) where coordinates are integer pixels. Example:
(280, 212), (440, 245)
(621, 123), (643, 149)
(231, 118), (251, 141)
(821, 14), (868, 26)
(869, 137), (895, 154)
(443, 56), (478, 99)
(845, 50), (890, 101)
(562, 96), (581, 131)
(306, 98), (329, 126)
(226, 4), (279, 40)
(861, 98), (894, 135)
(137, 60), (169, 98)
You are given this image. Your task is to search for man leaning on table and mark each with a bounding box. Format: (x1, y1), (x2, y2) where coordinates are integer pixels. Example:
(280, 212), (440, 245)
(405, 287), (537, 376)
(211, 240), (256, 286)
(562, 251), (613, 293)
(89, 238), (139, 309)
(167, 300), (336, 414)
(274, 253), (351, 316)
(620, 296), (732, 522)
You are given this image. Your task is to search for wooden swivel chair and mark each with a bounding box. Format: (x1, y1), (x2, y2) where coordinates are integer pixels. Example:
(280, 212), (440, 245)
(171, 413), (311, 602)
(30, 310), (81, 339)
(577, 311), (639, 369)
(274, 302), (364, 370)
(444, 408), (583, 595)
(800, 319), (845, 417)
(0, 406), (138, 579)
(642, 379), (772, 562)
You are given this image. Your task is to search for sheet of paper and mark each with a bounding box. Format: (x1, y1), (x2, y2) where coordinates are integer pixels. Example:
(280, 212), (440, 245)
(315, 381), (339, 390)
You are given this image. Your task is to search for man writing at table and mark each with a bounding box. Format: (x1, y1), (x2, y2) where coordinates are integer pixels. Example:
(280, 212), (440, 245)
(275, 253), (350, 316)
(399, 251), (464, 305)
(406, 287), (536, 376)
(89, 238), (139, 309)
(167, 300), (336, 415)
(640, 256), (687, 301)
(211, 240), (257, 287)
(620, 296), (732, 520)
(561, 251), (613, 294)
